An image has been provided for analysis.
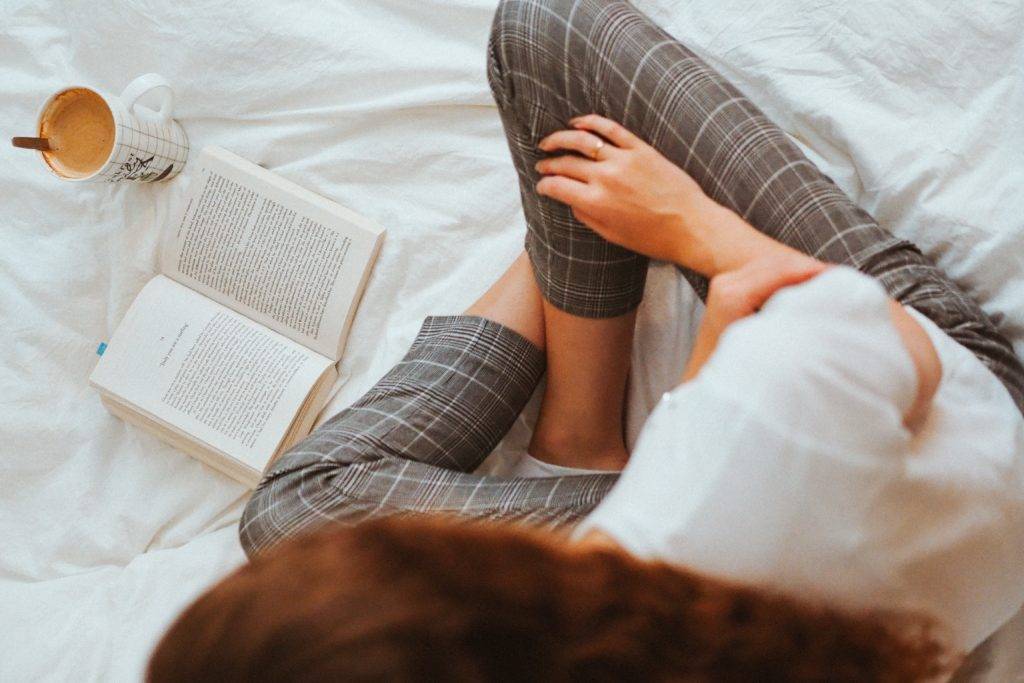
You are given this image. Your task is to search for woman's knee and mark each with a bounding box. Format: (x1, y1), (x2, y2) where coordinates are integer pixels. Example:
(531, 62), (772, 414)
(489, 0), (566, 59)
(487, 0), (536, 106)
(488, 0), (607, 100)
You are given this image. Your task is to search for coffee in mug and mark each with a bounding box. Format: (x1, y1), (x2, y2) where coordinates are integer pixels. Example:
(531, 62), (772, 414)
(38, 87), (116, 178)
(13, 73), (188, 183)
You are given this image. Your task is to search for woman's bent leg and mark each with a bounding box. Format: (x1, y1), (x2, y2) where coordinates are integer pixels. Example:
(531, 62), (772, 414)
(529, 305), (634, 470)
(240, 254), (617, 557)
(472, 253), (634, 472)
(487, 0), (1024, 411)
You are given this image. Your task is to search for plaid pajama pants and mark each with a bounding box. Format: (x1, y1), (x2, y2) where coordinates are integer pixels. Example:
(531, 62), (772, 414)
(240, 0), (1024, 556)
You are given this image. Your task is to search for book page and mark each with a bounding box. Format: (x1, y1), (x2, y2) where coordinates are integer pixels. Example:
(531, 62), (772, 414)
(90, 275), (333, 473)
(162, 146), (384, 360)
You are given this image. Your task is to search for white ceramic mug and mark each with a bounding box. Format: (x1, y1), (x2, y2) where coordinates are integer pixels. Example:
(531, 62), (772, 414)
(37, 73), (188, 183)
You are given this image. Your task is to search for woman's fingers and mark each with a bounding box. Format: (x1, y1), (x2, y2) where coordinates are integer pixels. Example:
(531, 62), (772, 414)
(535, 175), (595, 208)
(740, 257), (828, 310)
(569, 114), (642, 149)
(538, 129), (615, 159)
(535, 155), (598, 182)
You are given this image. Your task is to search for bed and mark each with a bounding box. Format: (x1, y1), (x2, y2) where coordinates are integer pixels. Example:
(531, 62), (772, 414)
(3, 0), (1022, 679)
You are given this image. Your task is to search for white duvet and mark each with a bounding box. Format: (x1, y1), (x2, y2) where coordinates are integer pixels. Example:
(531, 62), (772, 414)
(2, 0), (1022, 679)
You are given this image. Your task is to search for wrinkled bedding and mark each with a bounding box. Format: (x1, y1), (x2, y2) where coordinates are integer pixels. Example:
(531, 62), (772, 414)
(2, 0), (1022, 679)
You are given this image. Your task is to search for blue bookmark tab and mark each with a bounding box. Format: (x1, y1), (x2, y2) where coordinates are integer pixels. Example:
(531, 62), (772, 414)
(96, 342), (108, 356)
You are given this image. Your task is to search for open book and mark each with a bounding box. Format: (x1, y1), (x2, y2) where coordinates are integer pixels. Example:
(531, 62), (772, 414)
(90, 146), (385, 488)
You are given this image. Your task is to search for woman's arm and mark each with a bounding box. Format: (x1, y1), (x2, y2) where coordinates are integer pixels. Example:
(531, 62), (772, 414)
(887, 300), (942, 429)
(679, 255), (942, 429)
(536, 115), (941, 427)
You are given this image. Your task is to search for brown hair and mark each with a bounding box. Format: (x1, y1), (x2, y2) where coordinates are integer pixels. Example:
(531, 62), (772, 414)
(149, 517), (951, 682)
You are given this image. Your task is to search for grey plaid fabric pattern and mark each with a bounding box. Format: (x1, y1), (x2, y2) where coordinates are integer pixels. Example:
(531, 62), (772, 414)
(240, 316), (617, 555)
(489, 0), (1024, 410)
(241, 0), (1024, 556)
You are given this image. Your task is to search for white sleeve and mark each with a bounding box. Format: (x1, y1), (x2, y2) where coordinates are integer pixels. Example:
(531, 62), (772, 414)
(575, 267), (921, 606)
(577, 267), (1024, 652)
(698, 266), (919, 453)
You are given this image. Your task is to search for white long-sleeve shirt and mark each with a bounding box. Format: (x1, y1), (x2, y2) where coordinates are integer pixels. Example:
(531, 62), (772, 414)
(576, 267), (1024, 652)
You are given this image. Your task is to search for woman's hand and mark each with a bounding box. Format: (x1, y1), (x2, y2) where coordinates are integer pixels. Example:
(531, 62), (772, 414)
(535, 114), (710, 264)
(682, 254), (828, 381)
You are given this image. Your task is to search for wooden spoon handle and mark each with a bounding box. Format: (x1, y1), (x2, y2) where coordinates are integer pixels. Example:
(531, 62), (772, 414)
(12, 136), (51, 151)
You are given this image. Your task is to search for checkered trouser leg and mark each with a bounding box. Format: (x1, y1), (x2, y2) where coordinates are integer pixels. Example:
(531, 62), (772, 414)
(240, 316), (617, 556)
(488, 0), (1024, 411)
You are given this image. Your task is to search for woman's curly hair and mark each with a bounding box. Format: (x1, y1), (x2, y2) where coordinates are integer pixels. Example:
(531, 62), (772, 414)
(149, 516), (953, 682)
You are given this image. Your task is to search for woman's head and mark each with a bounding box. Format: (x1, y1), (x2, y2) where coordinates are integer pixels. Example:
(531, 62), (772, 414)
(149, 517), (950, 682)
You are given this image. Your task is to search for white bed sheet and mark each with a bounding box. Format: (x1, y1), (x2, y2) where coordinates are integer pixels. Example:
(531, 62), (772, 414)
(2, 0), (1022, 679)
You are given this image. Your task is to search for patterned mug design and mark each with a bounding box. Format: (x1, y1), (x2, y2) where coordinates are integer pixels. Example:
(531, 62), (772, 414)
(109, 152), (177, 183)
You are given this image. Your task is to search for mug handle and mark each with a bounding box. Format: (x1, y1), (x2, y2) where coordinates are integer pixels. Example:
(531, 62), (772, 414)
(120, 73), (174, 124)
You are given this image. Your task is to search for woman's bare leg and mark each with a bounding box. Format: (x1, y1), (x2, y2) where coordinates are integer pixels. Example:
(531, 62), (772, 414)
(464, 252), (546, 348)
(529, 304), (633, 470)
(467, 253), (632, 472)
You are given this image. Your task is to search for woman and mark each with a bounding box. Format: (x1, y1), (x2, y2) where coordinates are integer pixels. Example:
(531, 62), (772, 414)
(237, 0), (1024, 664)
